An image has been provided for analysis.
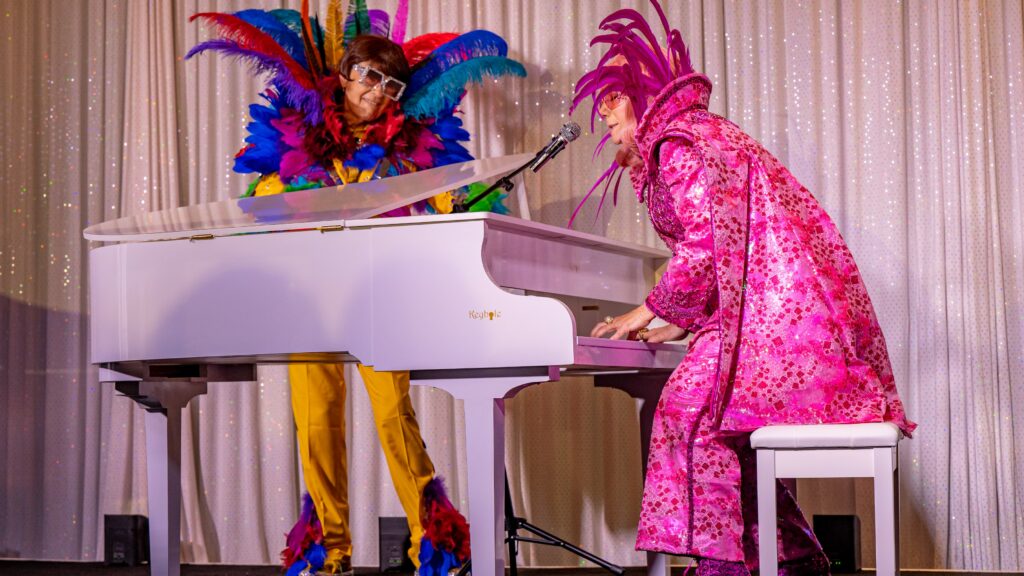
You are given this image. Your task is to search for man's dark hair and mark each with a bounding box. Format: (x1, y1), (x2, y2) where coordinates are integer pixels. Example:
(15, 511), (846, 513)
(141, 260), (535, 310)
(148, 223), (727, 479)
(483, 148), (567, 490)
(338, 35), (411, 83)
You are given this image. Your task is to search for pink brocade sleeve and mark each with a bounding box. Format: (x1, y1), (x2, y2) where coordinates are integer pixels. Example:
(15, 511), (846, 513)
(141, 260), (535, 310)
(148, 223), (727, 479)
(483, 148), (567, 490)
(644, 139), (716, 330)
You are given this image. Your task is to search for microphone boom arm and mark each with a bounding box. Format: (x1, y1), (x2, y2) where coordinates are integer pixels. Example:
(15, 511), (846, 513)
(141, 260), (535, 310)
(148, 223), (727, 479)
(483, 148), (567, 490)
(456, 152), (537, 213)
(456, 122), (580, 213)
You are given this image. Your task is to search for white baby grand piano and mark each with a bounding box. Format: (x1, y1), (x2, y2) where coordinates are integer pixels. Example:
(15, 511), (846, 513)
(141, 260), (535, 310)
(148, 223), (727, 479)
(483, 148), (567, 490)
(85, 155), (686, 576)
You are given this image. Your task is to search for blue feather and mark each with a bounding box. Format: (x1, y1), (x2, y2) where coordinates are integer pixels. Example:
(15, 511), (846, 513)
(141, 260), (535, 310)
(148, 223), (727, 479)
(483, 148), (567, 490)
(428, 115), (474, 167)
(260, 10), (327, 72)
(234, 98), (286, 175)
(432, 143), (472, 163)
(245, 121), (279, 140)
(305, 543), (327, 571)
(403, 56), (526, 119)
(284, 541), (326, 576)
(269, 9), (328, 72)
(235, 137), (285, 174)
(407, 30), (510, 95)
(233, 9), (308, 69)
(418, 539), (460, 576)
(344, 144), (387, 171)
(284, 560), (306, 576)
(431, 149), (472, 167)
(249, 98), (281, 122)
(431, 114), (470, 142)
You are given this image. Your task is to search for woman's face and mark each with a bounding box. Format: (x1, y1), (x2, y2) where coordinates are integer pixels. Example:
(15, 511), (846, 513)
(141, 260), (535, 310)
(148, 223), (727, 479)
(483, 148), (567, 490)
(598, 92), (636, 146)
(339, 60), (397, 126)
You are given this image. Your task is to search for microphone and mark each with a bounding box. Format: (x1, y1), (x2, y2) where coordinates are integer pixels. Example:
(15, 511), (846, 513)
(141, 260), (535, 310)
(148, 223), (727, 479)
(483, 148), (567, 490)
(458, 122), (582, 212)
(528, 121), (581, 172)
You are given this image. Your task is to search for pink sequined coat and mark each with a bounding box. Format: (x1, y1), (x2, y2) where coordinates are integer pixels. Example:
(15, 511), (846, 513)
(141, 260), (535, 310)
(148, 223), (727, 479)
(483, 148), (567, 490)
(631, 73), (915, 436)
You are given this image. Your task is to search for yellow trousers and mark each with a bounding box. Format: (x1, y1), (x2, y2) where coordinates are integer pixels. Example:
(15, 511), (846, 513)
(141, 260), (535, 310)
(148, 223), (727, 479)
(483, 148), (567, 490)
(289, 363), (436, 572)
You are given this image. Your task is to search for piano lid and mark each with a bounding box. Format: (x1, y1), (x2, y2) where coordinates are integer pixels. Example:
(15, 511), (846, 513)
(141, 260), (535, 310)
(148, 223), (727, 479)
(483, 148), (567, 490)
(83, 154), (534, 242)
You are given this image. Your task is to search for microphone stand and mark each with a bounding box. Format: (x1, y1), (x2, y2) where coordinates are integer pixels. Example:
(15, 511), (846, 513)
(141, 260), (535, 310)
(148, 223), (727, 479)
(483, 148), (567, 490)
(452, 139), (625, 576)
(455, 473), (625, 576)
(455, 135), (568, 213)
(454, 154), (535, 213)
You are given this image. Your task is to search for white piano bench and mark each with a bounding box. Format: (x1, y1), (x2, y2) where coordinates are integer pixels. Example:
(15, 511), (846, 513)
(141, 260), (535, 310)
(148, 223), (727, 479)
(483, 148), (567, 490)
(750, 422), (903, 576)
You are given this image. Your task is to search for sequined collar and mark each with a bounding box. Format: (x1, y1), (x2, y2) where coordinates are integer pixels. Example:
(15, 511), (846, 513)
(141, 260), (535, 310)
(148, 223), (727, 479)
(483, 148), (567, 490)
(629, 73), (712, 200)
(635, 73), (712, 159)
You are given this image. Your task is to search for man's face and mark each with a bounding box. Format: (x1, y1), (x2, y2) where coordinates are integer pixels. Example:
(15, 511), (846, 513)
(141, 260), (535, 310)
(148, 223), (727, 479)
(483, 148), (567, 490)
(339, 60), (399, 126)
(598, 92), (634, 146)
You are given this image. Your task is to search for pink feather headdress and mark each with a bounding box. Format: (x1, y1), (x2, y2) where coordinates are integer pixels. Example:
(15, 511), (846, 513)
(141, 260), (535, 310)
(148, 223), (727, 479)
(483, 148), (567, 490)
(569, 0), (694, 225)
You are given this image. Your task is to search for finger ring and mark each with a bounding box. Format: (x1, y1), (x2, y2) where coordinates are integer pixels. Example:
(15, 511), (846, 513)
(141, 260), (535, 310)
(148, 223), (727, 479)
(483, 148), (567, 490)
(636, 328), (649, 341)
(604, 316), (615, 324)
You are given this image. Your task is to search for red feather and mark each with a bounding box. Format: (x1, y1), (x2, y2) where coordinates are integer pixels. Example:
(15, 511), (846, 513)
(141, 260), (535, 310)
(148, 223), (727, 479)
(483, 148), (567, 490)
(423, 501), (471, 562)
(279, 522), (323, 567)
(363, 106), (407, 146)
(402, 33), (459, 67)
(190, 13), (315, 90)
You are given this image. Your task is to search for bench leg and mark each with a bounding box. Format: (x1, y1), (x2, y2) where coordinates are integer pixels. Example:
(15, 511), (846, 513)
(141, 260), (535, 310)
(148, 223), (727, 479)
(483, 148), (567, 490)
(756, 449), (779, 576)
(874, 447), (899, 576)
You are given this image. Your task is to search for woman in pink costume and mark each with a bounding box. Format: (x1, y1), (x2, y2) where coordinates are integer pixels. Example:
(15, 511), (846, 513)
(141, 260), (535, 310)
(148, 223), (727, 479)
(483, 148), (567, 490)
(575, 3), (916, 575)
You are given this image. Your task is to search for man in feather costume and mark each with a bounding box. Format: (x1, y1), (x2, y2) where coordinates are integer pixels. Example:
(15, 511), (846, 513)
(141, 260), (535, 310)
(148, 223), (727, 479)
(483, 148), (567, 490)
(186, 2), (525, 575)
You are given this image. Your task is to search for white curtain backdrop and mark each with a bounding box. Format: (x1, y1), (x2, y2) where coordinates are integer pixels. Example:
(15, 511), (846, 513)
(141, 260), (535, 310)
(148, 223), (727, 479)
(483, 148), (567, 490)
(1, 0), (1022, 570)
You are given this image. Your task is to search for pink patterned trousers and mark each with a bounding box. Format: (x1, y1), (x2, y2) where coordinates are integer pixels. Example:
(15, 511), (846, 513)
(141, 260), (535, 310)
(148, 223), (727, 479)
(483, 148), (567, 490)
(636, 329), (828, 574)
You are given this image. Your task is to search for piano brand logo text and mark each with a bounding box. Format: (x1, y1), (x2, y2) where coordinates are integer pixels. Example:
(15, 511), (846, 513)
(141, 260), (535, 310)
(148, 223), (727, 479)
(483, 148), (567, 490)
(468, 309), (502, 321)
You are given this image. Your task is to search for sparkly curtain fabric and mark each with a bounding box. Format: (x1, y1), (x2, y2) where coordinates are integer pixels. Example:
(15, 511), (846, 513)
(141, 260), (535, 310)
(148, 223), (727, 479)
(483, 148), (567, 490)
(1, 0), (1022, 571)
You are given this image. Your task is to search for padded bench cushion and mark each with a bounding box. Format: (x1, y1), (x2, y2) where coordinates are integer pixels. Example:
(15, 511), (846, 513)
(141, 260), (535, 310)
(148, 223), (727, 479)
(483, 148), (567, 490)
(750, 422), (901, 449)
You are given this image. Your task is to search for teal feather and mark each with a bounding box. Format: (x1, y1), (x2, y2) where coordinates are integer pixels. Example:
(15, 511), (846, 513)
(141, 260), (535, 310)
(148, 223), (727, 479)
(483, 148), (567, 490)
(311, 15), (326, 69)
(407, 31), (509, 94)
(270, 9), (304, 37)
(268, 9), (326, 57)
(402, 56), (526, 119)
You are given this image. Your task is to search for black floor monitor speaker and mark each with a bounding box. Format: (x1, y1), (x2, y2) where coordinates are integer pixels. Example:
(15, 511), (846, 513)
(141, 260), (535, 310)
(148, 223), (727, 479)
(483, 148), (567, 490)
(379, 516), (415, 573)
(104, 514), (149, 566)
(812, 514), (861, 573)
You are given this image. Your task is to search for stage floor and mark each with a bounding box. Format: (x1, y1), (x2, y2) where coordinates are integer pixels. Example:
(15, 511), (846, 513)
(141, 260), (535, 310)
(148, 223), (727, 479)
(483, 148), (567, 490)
(0, 562), (1017, 576)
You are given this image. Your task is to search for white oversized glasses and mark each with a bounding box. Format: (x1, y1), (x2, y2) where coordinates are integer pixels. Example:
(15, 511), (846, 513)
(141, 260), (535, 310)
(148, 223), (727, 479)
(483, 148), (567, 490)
(350, 64), (406, 101)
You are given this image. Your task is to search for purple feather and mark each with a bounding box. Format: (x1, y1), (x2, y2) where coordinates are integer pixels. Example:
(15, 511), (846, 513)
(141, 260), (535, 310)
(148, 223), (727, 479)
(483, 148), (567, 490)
(593, 132), (613, 160)
(612, 160), (626, 206)
(572, 0), (696, 121)
(602, 11), (670, 75)
(367, 9), (391, 37)
(592, 164), (618, 225)
(282, 493), (322, 568)
(423, 476), (455, 513)
(344, 9), (391, 38)
(187, 39), (323, 123)
(569, 161), (618, 228)
(569, 0), (696, 225)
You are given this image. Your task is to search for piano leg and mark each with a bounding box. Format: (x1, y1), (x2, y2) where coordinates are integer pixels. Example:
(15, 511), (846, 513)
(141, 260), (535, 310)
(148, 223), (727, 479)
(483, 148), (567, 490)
(410, 370), (556, 576)
(145, 402), (184, 576)
(113, 380), (208, 576)
(463, 395), (507, 576)
(595, 372), (672, 576)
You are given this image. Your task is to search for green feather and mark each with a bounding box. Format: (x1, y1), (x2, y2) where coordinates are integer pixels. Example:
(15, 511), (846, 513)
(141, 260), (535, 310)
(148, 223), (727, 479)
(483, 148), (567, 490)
(343, 0), (371, 42)
(463, 182), (509, 214)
